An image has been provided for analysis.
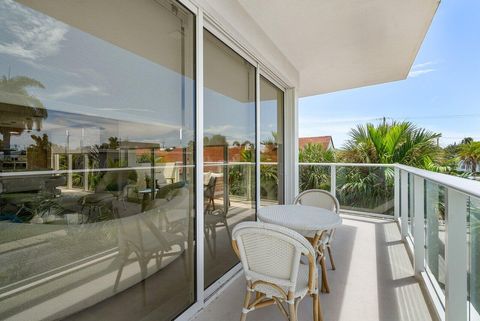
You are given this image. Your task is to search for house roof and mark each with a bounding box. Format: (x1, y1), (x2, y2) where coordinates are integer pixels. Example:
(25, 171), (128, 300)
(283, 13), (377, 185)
(299, 136), (334, 150)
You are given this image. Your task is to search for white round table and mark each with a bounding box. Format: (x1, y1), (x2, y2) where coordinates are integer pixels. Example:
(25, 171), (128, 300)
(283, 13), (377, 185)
(258, 204), (342, 294)
(257, 204), (342, 236)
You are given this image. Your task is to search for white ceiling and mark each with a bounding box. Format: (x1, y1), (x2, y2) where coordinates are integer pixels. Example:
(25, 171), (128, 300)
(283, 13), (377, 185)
(238, 0), (439, 97)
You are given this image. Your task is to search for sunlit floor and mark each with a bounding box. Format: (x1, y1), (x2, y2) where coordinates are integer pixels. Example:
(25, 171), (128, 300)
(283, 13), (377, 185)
(193, 214), (436, 321)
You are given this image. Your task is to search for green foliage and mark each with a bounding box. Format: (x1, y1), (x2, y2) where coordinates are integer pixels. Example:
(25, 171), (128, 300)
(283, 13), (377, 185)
(138, 152), (153, 163)
(299, 143), (336, 163)
(341, 120), (442, 167)
(459, 141), (480, 174)
(0, 75), (47, 130)
(336, 167), (394, 214)
(204, 134), (227, 146)
(299, 143), (335, 191)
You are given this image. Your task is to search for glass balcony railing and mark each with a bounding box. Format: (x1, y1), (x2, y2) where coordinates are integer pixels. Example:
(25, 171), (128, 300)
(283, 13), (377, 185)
(299, 162), (480, 321)
(299, 163), (395, 216)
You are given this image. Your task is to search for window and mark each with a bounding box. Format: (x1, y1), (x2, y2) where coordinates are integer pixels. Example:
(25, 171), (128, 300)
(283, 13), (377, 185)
(260, 76), (284, 206)
(0, 1), (196, 320)
(203, 30), (256, 288)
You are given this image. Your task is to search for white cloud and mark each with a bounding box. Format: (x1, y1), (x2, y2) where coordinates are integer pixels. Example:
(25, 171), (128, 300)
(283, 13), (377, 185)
(299, 115), (382, 125)
(408, 61), (439, 78)
(204, 125), (234, 135)
(0, 0), (68, 60)
(43, 85), (108, 100)
(408, 68), (436, 78)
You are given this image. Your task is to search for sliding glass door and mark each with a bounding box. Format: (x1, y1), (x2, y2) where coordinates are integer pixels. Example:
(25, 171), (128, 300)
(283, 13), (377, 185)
(203, 30), (256, 288)
(0, 1), (196, 320)
(260, 76), (284, 206)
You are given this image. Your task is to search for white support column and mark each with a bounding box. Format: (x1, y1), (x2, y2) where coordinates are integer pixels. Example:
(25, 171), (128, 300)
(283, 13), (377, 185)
(394, 166), (400, 220)
(255, 64), (261, 212)
(413, 176), (425, 275)
(83, 154), (89, 191)
(54, 154), (60, 171)
(445, 189), (468, 321)
(67, 154), (73, 189)
(330, 164), (336, 196)
(283, 87), (298, 204)
(195, 8), (205, 306)
(400, 170), (409, 239)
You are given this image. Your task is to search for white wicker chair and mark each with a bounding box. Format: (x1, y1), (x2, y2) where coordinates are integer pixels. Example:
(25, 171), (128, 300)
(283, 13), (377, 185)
(232, 222), (323, 321)
(294, 189), (340, 293)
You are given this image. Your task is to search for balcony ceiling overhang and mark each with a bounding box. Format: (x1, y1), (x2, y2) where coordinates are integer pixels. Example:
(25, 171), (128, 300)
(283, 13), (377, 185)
(238, 0), (440, 97)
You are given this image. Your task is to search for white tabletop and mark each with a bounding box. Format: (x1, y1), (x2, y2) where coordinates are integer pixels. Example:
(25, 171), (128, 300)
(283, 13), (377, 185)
(258, 204), (342, 234)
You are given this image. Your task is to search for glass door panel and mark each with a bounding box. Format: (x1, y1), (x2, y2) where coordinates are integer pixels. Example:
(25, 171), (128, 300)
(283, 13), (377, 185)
(0, 1), (196, 320)
(259, 76), (284, 206)
(203, 30), (256, 289)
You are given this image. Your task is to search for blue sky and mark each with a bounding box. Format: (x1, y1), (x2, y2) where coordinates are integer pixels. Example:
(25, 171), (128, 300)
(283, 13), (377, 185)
(299, 0), (480, 148)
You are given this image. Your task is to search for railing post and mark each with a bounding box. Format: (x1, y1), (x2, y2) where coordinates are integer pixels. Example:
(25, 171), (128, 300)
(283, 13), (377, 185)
(400, 170), (409, 239)
(394, 166), (400, 220)
(426, 182), (440, 278)
(84, 154), (89, 191)
(330, 164), (336, 196)
(445, 189), (468, 321)
(67, 153), (73, 189)
(413, 176), (425, 275)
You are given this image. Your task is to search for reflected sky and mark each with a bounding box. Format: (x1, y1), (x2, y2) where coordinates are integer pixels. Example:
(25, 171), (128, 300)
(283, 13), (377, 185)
(0, 0), (195, 149)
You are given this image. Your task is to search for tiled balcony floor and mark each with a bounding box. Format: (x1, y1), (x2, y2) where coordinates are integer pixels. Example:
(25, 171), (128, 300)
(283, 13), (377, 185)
(193, 214), (436, 321)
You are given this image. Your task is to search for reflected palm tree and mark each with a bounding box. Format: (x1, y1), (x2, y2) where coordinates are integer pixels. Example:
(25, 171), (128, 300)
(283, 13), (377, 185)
(0, 75), (47, 154)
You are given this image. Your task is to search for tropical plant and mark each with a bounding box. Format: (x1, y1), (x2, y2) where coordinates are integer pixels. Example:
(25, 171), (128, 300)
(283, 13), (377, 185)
(341, 120), (442, 168)
(204, 134), (227, 146)
(299, 143), (335, 191)
(0, 75), (47, 151)
(459, 141), (480, 174)
(337, 120), (442, 214)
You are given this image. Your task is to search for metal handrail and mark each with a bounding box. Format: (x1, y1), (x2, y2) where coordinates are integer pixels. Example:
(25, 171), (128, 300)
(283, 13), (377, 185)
(298, 162), (480, 199)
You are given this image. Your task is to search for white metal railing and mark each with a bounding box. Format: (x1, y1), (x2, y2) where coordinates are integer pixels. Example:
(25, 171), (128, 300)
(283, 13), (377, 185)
(298, 162), (480, 321)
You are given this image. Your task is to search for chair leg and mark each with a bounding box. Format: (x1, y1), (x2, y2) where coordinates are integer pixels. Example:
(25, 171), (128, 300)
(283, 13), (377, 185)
(318, 293), (324, 321)
(320, 257), (330, 293)
(312, 292), (323, 321)
(327, 245), (336, 270)
(113, 263), (124, 292)
(240, 288), (252, 321)
(288, 301), (297, 321)
(224, 218), (232, 240)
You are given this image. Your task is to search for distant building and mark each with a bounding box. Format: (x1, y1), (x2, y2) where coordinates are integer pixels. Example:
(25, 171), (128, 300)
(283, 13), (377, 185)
(299, 136), (335, 150)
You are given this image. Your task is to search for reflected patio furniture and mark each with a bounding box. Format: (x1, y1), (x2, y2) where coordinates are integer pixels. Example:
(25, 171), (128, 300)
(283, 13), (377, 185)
(155, 182), (189, 237)
(204, 175), (216, 211)
(294, 189), (340, 293)
(163, 162), (177, 184)
(79, 193), (114, 223)
(232, 222), (322, 321)
(112, 202), (187, 295)
(0, 175), (66, 220)
(204, 176), (231, 258)
(80, 170), (134, 222)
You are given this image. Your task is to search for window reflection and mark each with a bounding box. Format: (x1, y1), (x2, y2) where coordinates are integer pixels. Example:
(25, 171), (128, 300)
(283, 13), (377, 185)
(0, 1), (195, 320)
(260, 76), (284, 206)
(203, 30), (256, 288)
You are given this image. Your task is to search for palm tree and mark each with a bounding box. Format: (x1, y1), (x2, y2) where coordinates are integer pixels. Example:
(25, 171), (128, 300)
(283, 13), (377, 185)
(459, 142), (480, 173)
(0, 75), (47, 153)
(461, 137), (474, 145)
(299, 143), (335, 191)
(338, 120), (442, 214)
(342, 120), (442, 168)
